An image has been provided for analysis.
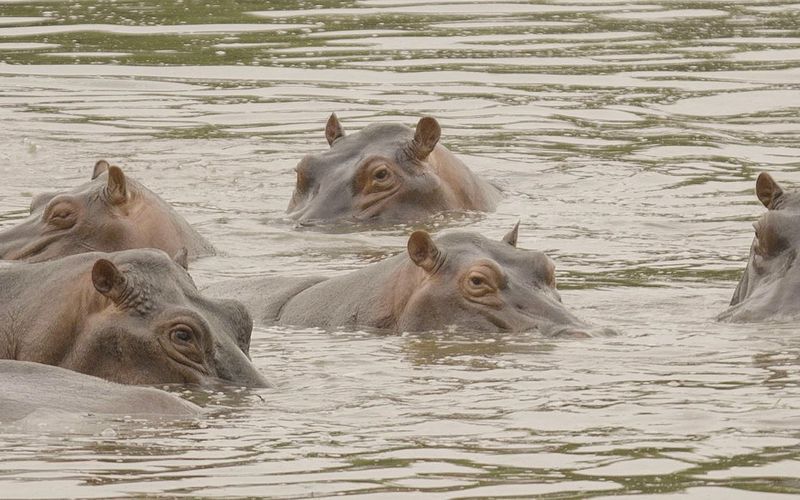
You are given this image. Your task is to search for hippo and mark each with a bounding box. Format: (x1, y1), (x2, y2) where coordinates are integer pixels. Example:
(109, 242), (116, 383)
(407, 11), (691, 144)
(0, 160), (214, 262)
(721, 173), (800, 322)
(0, 248), (267, 387)
(205, 225), (593, 337)
(0, 360), (200, 423)
(287, 114), (502, 224)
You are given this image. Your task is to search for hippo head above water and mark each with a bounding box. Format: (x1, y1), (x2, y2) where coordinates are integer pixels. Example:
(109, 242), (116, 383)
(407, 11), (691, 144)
(0, 248), (267, 387)
(286, 114), (500, 224)
(722, 173), (800, 322)
(393, 226), (592, 336)
(0, 160), (214, 262)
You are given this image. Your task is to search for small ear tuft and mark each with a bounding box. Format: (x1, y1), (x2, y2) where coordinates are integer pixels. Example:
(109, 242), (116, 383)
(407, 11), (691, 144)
(91, 259), (126, 302)
(411, 116), (441, 161)
(756, 172), (783, 209)
(325, 113), (345, 146)
(92, 160), (110, 180)
(502, 221), (520, 247)
(173, 248), (189, 270)
(106, 166), (128, 205)
(407, 230), (440, 273)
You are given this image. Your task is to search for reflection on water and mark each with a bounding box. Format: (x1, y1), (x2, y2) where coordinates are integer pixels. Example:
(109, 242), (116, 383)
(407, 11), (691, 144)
(1, 0), (799, 497)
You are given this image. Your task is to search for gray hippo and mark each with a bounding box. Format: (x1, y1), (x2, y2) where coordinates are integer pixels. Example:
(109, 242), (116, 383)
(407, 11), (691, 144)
(205, 225), (593, 337)
(721, 173), (800, 322)
(0, 160), (214, 262)
(0, 248), (267, 387)
(0, 360), (200, 423)
(287, 114), (501, 224)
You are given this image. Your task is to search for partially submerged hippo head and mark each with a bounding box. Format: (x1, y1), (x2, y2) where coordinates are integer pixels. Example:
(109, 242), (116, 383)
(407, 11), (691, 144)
(286, 114), (499, 224)
(722, 173), (800, 322)
(0, 160), (214, 262)
(2, 248), (267, 387)
(395, 225), (592, 336)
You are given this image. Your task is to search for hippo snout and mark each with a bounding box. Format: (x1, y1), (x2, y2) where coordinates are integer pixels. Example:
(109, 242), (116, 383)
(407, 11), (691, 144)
(212, 342), (270, 388)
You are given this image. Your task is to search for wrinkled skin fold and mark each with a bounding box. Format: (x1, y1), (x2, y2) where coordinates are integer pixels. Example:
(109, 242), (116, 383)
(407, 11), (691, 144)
(205, 226), (597, 337)
(720, 172), (800, 322)
(287, 114), (502, 224)
(0, 360), (201, 422)
(0, 160), (214, 262)
(0, 248), (267, 387)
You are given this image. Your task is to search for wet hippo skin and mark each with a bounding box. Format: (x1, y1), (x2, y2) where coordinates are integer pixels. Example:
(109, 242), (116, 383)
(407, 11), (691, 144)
(0, 160), (214, 262)
(721, 173), (800, 322)
(0, 360), (200, 422)
(205, 225), (593, 337)
(287, 114), (502, 224)
(0, 248), (267, 387)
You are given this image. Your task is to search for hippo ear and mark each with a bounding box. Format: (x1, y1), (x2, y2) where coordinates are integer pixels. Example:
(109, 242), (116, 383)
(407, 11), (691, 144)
(92, 160), (110, 180)
(325, 113), (345, 146)
(756, 172), (783, 209)
(106, 166), (128, 205)
(91, 259), (127, 304)
(407, 230), (440, 273)
(173, 248), (189, 270)
(410, 117), (441, 161)
(502, 221), (520, 247)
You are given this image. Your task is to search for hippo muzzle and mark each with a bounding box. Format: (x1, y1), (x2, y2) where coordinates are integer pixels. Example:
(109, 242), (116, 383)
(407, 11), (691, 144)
(212, 341), (270, 388)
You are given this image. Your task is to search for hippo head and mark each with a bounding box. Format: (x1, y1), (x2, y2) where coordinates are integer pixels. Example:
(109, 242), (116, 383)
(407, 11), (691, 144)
(0, 160), (212, 262)
(723, 173), (800, 321)
(62, 249), (267, 387)
(395, 225), (592, 336)
(287, 114), (457, 223)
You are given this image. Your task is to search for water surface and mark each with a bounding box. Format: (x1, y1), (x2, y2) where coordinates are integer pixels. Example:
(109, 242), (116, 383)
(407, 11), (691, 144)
(1, 0), (799, 497)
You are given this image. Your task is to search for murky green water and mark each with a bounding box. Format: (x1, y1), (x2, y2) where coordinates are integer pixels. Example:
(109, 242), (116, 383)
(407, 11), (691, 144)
(1, 0), (800, 497)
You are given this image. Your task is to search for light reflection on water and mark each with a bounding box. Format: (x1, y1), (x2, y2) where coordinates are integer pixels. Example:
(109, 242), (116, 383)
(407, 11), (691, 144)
(0, 0), (799, 497)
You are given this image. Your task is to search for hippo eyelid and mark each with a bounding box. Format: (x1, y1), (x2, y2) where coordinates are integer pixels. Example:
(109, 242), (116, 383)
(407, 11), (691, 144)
(160, 311), (212, 348)
(43, 197), (80, 227)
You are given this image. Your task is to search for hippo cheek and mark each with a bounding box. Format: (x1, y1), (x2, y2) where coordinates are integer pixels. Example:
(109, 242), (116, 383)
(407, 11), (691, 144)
(211, 341), (269, 388)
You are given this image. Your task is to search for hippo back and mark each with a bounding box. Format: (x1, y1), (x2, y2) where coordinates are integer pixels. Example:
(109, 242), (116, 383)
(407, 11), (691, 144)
(0, 360), (200, 422)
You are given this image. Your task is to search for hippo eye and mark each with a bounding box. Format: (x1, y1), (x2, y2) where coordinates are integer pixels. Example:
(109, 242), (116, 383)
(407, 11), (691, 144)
(170, 326), (195, 344)
(374, 166), (390, 181)
(45, 201), (78, 228)
(464, 270), (498, 297)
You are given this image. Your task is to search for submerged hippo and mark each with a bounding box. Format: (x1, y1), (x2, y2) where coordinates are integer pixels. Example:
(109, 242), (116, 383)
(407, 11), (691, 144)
(721, 173), (800, 322)
(205, 225), (592, 336)
(287, 114), (501, 224)
(0, 160), (214, 262)
(0, 248), (267, 387)
(0, 361), (200, 423)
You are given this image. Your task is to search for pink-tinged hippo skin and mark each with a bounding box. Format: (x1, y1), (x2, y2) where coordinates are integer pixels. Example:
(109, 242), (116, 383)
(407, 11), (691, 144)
(0, 160), (214, 262)
(205, 225), (596, 337)
(0, 248), (267, 388)
(721, 173), (800, 322)
(0, 360), (201, 423)
(286, 114), (502, 224)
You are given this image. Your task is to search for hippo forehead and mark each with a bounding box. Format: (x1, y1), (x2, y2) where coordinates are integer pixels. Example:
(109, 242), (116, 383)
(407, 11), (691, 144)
(107, 250), (249, 328)
(33, 171), (144, 212)
(756, 210), (800, 241)
(305, 123), (415, 170)
(433, 232), (552, 278)
(774, 191), (800, 211)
